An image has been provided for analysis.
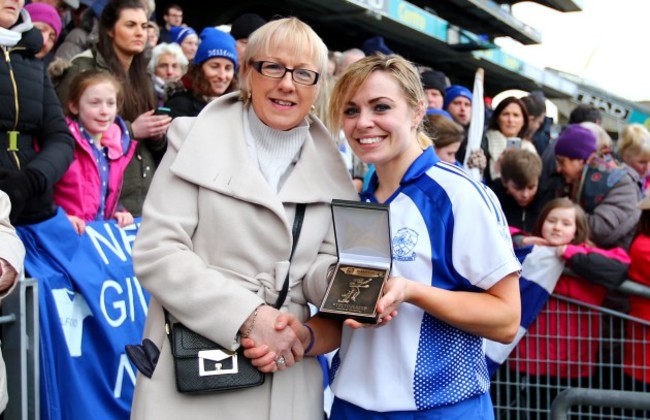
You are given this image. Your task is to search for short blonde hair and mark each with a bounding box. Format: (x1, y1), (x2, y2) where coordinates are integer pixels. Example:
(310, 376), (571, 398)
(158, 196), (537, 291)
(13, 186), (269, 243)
(239, 17), (328, 104)
(619, 123), (650, 160)
(328, 54), (430, 149)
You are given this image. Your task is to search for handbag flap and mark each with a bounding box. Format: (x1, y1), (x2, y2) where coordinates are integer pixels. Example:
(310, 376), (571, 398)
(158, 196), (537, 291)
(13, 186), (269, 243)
(171, 322), (233, 359)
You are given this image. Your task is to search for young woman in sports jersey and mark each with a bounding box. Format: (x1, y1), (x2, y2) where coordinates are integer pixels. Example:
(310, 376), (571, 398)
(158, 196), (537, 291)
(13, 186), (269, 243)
(245, 54), (521, 419)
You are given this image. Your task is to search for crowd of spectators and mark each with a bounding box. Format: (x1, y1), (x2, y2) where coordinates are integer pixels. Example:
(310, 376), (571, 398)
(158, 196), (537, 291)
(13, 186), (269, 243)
(2, 0), (650, 416)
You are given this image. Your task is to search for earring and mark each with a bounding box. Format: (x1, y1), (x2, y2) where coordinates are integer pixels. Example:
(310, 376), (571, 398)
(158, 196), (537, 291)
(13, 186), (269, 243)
(246, 90), (252, 100)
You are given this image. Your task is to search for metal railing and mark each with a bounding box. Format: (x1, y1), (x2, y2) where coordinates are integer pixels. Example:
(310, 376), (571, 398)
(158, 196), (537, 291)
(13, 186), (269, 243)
(1, 278), (39, 420)
(550, 389), (650, 420)
(2, 274), (650, 419)
(492, 290), (650, 419)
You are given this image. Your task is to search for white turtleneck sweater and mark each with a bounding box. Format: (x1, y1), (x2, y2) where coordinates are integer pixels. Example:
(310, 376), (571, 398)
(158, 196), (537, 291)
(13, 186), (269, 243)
(244, 106), (309, 193)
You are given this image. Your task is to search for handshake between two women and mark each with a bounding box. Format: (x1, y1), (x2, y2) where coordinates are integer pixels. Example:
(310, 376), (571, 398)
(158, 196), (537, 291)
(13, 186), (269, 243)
(240, 278), (407, 373)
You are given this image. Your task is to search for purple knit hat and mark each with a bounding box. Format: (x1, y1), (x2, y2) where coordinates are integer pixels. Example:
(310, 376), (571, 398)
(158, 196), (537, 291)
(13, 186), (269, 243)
(554, 124), (597, 160)
(25, 3), (63, 41)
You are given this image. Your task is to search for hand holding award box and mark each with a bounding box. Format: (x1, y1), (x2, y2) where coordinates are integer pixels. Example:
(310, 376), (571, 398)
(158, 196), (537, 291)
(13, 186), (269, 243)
(319, 199), (392, 324)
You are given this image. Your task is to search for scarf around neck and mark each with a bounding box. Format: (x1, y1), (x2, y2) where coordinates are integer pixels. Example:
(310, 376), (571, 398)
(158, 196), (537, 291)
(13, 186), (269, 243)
(0, 9), (33, 47)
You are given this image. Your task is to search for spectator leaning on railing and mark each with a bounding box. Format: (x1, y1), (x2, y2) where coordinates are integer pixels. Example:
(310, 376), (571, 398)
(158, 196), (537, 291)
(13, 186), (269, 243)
(554, 124), (640, 250)
(506, 198), (630, 417)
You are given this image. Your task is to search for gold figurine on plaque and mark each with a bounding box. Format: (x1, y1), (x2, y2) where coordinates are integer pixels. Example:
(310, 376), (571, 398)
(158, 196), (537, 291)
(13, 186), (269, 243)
(320, 200), (392, 323)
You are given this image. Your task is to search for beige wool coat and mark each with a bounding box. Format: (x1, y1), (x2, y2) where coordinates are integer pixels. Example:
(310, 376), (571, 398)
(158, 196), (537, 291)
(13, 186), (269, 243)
(130, 93), (357, 420)
(0, 191), (26, 413)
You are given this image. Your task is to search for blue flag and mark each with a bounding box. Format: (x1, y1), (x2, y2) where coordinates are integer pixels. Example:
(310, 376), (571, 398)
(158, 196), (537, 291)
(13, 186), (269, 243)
(484, 245), (565, 376)
(17, 209), (149, 420)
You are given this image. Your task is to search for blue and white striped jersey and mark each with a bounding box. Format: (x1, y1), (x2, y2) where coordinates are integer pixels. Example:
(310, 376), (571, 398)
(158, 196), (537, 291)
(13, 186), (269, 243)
(331, 147), (520, 413)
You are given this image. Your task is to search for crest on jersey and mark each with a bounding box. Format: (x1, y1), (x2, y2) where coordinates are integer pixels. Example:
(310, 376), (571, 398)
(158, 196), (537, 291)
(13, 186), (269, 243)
(392, 227), (418, 261)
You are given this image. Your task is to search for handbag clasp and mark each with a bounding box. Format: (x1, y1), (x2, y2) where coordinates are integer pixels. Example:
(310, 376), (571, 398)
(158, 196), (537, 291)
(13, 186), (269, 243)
(198, 349), (239, 376)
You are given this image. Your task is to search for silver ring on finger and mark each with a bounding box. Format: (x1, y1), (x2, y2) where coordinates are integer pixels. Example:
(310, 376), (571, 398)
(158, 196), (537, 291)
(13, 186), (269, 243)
(275, 356), (286, 367)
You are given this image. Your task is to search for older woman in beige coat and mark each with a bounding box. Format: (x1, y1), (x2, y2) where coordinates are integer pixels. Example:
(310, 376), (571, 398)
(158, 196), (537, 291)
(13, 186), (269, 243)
(130, 17), (357, 419)
(0, 191), (26, 413)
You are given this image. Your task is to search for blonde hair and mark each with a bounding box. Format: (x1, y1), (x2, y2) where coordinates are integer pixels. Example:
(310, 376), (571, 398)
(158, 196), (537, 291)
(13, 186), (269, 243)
(619, 123), (650, 160)
(328, 54), (430, 149)
(239, 17), (328, 105)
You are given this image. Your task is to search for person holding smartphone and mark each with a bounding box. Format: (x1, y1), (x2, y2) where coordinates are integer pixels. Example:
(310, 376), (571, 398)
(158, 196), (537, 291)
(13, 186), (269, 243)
(481, 96), (537, 185)
(52, 0), (172, 217)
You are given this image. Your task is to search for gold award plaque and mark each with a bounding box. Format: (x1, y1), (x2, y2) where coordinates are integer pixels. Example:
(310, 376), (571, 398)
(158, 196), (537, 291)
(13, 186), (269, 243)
(319, 199), (392, 324)
(320, 265), (388, 322)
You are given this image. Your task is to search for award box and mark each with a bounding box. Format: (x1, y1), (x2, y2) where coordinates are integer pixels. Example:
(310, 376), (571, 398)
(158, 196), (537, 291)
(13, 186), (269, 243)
(319, 199), (392, 323)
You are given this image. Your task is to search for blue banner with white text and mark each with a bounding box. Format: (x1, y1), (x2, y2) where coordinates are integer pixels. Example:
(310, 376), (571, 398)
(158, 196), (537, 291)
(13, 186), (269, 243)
(17, 209), (149, 420)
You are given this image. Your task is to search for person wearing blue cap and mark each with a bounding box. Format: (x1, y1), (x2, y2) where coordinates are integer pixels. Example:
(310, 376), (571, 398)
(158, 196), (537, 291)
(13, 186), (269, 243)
(165, 27), (238, 117)
(444, 85), (473, 127)
(169, 25), (198, 61)
(361, 35), (393, 56)
(443, 84), (488, 175)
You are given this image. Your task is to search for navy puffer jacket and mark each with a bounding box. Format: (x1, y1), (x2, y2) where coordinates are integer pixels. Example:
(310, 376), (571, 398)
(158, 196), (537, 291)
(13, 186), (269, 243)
(0, 11), (74, 225)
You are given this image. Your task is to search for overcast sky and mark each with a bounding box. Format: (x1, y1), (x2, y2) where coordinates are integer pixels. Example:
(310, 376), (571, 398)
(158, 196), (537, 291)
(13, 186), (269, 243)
(495, 1), (648, 102)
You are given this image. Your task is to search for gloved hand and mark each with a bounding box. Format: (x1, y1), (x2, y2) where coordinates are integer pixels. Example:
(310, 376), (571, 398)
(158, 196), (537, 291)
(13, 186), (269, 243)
(0, 168), (40, 220)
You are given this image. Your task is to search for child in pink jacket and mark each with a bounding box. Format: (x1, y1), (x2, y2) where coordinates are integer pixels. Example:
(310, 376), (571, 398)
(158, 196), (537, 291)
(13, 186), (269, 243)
(504, 198), (630, 417)
(54, 70), (136, 234)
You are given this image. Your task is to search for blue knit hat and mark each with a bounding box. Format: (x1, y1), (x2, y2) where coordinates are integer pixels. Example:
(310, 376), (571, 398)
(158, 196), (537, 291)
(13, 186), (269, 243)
(90, 0), (107, 18)
(169, 26), (198, 45)
(362, 35), (394, 56)
(443, 85), (473, 109)
(426, 108), (453, 120)
(193, 27), (238, 68)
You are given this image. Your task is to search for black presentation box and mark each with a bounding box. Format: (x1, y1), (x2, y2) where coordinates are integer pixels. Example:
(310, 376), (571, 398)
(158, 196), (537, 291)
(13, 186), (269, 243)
(319, 199), (392, 324)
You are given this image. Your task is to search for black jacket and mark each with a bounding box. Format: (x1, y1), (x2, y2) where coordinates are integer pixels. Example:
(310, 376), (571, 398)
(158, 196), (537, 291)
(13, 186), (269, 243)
(164, 79), (209, 118)
(0, 15), (74, 225)
(492, 181), (547, 234)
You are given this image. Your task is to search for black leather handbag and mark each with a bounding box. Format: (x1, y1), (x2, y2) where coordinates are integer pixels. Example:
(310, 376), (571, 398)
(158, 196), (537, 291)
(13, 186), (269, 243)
(165, 313), (264, 393)
(127, 204), (306, 394)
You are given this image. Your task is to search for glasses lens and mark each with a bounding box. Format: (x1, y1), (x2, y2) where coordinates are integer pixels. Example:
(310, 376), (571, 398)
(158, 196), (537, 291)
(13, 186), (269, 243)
(293, 69), (317, 85)
(261, 62), (285, 78)
(256, 61), (318, 85)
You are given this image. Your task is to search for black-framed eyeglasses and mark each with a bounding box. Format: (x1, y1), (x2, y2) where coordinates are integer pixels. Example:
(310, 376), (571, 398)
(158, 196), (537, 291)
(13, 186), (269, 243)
(251, 61), (320, 86)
